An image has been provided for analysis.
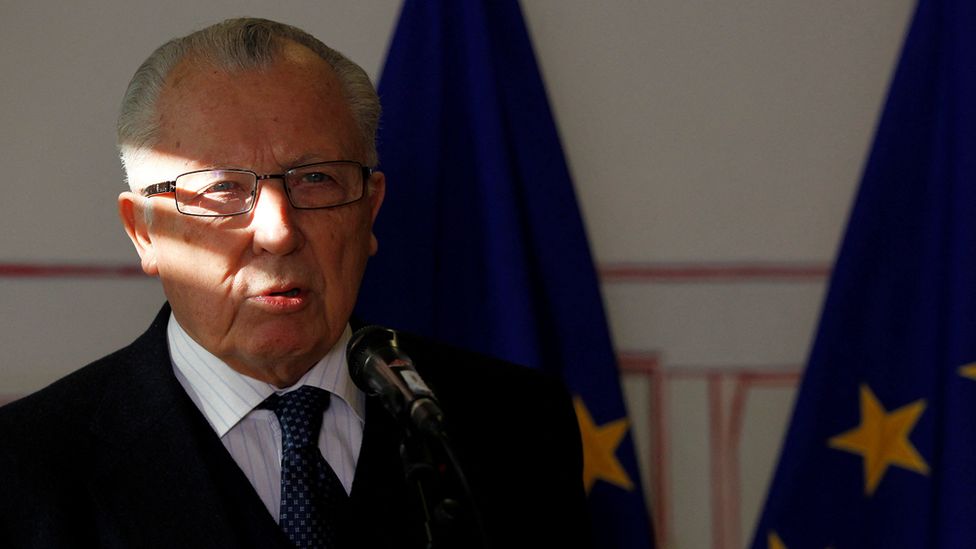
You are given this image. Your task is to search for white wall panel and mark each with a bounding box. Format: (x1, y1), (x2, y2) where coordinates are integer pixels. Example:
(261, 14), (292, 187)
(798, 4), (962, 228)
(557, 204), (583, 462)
(0, 277), (164, 393)
(738, 384), (798, 547)
(522, 0), (915, 263)
(605, 280), (827, 366)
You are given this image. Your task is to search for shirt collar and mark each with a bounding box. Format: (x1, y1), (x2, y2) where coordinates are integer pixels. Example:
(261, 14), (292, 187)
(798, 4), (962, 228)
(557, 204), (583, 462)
(167, 312), (365, 437)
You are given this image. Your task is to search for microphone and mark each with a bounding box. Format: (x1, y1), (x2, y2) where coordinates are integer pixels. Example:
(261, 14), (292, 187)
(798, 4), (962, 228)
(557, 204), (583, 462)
(346, 325), (446, 437)
(348, 326), (490, 548)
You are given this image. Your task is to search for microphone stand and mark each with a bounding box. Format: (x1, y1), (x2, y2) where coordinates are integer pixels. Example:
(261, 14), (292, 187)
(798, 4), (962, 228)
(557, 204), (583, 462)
(346, 325), (489, 548)
(398, 425), (490, 549)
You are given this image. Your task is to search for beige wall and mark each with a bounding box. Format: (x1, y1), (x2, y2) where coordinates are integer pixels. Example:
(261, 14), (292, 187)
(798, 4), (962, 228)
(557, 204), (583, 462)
(0, 1), (916, 547)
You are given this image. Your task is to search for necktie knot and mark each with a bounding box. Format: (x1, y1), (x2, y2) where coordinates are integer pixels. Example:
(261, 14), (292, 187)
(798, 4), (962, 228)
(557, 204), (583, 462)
(263, 385), (331, 452)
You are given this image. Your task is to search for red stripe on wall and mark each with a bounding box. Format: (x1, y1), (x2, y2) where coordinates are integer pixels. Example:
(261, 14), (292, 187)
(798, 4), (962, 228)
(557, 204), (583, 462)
(617, 352), (669, 546)
(708, 374), (727, 549)
(0, 263), (144, 278)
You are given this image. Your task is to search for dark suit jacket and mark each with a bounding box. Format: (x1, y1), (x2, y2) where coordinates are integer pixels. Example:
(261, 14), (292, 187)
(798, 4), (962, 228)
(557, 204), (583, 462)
(0, 305), (591, 548)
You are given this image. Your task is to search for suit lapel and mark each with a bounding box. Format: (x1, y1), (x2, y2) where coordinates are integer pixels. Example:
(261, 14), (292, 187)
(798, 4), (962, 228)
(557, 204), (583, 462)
(87, 305), (291, 548)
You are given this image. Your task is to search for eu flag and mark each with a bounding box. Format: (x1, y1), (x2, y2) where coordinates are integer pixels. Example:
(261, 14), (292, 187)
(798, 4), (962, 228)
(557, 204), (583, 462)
(751, 0), (976, 547)
(355, 1), (655, 546)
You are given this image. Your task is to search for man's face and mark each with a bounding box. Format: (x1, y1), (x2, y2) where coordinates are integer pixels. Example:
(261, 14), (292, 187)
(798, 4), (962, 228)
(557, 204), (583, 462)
(119, 42), (384, 387)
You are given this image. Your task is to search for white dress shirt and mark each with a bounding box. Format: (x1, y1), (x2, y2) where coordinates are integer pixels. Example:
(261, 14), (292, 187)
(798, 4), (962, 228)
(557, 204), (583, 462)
(167, 313), (365, 521)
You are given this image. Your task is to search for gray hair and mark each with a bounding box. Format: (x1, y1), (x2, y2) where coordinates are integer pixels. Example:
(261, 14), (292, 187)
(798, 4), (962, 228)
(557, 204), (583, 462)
(117, 17), (381, 181)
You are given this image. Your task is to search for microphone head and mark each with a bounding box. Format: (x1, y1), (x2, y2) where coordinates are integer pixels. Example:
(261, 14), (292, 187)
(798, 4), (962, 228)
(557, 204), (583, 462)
(346, 325), (400, 393)
(347, 325), (447, 437)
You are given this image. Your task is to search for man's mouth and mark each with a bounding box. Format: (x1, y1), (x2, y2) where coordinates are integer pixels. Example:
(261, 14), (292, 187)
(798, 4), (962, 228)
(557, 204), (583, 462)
(269, 288), (301, 297)
(253, 286), (308, 313)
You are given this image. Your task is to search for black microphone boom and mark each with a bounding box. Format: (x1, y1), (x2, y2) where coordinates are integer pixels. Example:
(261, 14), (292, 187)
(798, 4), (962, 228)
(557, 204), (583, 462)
(347, 325), (491, 549)
(346, 325), (446, 437)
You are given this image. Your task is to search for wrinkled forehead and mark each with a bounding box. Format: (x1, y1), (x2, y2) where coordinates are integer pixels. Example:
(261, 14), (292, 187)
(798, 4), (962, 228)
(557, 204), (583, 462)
(156, 41), (350, 134)
(131, 44), (362, 185)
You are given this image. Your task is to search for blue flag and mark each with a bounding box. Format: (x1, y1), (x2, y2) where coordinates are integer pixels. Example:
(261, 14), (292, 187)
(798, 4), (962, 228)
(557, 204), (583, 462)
(355, 1), (655, 546)
(751, 1), (976, 547)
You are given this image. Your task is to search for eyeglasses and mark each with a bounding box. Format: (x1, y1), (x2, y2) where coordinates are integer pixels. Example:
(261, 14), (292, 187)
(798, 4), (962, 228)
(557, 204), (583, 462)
(141, 160), (373, 217)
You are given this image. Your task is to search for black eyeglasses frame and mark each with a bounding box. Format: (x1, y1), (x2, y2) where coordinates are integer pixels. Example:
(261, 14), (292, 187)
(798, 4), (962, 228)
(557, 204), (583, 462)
(140, 160), (374, 217)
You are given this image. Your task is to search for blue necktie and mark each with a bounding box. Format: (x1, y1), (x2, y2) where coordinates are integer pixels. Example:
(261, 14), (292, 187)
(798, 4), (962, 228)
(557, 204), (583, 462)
(263, 386), (347, 548)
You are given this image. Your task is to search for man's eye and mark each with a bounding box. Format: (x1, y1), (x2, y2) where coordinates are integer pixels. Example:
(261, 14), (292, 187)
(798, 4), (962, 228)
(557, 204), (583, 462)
(205, 180), (242, 193)
(301, 172), (335, 184)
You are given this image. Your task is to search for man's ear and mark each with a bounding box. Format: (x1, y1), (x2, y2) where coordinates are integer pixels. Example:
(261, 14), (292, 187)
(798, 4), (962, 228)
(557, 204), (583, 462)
(118, 191), (159, 276)
(366, 171), (386, 256)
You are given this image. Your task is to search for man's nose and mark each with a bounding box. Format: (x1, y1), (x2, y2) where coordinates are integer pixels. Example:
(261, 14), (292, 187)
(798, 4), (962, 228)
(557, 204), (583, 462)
(250, 178), (304, 255)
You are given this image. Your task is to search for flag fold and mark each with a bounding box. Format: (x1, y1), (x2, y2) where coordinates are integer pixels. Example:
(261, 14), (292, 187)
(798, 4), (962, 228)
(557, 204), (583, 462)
(356, 1), (655, 547)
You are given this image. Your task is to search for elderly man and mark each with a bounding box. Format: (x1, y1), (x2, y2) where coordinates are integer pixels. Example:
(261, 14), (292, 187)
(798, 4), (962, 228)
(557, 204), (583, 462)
(0, 17), (590, 549)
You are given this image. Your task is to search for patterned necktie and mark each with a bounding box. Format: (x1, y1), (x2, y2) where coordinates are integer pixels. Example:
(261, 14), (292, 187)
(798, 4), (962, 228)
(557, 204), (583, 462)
(262, 386), (348, 549)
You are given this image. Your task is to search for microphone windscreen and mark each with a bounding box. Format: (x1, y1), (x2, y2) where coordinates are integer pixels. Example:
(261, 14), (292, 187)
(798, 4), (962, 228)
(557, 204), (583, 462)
(346, 325), (398, 392)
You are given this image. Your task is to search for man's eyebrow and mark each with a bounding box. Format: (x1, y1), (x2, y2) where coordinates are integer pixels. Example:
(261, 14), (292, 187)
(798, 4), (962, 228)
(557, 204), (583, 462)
(191, 161), (241, 170)
(184, 153), (341, 172)
(287, 153), (333, 166)
(189, 163), (255, 171)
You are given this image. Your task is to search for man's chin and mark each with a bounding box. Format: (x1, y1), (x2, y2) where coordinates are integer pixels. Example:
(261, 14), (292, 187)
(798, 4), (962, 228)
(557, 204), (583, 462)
(186, 312), (339, 382)
(228, 355), (318, 387)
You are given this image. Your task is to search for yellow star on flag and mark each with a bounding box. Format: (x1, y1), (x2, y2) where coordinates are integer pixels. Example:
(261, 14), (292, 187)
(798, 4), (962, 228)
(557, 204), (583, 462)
(767, 532), (835, 549)
(573, 396), (634, 494)
(768, 531), (787, 549)
(958, 362), (976, 381)
(828, 384), (929, 495)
